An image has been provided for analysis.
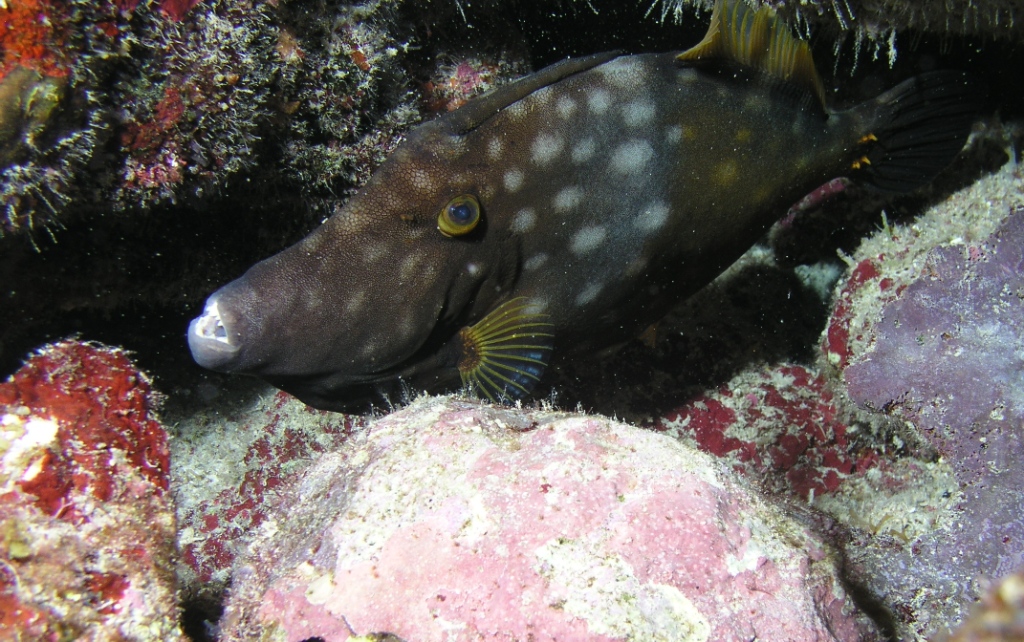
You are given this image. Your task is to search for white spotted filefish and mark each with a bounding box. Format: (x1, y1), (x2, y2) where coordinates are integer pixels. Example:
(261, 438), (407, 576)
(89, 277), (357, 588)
(189, 0), (980, 410)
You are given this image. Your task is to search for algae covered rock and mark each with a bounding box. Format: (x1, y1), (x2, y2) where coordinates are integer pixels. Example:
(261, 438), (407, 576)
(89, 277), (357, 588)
(821, 161), (1024, 639)
(220, 396), (878, 641)
(0, 341), (184, 640)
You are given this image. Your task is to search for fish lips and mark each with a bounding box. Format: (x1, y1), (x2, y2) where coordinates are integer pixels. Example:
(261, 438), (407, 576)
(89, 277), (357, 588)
(188, 291), (246, 371)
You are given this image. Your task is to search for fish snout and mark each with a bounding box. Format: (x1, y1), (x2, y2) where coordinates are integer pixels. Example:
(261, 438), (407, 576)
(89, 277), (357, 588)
(188, 293), (244, 370)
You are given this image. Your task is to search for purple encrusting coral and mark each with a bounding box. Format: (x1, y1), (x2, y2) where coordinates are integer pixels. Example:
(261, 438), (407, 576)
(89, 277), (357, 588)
(836, 205), (1024, 633)
(844, 208), (1024, 441)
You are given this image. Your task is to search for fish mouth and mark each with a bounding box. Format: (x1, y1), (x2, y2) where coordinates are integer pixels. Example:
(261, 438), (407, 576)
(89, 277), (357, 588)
(188, 295), (241, 370)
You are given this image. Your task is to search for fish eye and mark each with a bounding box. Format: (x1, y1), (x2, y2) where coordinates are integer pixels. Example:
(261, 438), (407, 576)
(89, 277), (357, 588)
(437, 194), (481, 237)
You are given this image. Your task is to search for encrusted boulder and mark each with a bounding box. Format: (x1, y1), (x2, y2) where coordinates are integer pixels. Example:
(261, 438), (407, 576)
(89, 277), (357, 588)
(0, 340), (184, 641)
(220, 396), (878, 641)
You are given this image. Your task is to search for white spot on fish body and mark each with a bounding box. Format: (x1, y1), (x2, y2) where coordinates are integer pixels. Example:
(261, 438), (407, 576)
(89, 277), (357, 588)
(525, 297), (550, 314)
(572, 138), (596, 164)
(678, 69), (698, 83)
(465, 262), (482, 277)
(610, 139), (655, 174)
(635, 201), (670, 232)
(570, 225), (607, 255)
(598, 57), (646, 88)
(531, 132), (564, 165)
(524, 253), (549, 271)
(553, 186), (583, 213)
(363, 243), (388, 263)
(345, 290), (366, 315)
(409, 168), (435, 191)
(507, 101), (529, 122)
(576, 282), (603, 306)
(587, 88), (611, 114)
(511, 208), (537, 234)
(399, 254), (422, 280)
(504, 169), (524, 192)
(487, 137), (504, 160)
(556, 96), (577, 119)
(622, 100), (655, 127)
(665, 125), (682, 144)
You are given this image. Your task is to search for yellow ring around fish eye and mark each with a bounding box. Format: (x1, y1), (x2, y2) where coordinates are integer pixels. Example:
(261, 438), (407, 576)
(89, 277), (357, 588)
(438, 195), (481, 237)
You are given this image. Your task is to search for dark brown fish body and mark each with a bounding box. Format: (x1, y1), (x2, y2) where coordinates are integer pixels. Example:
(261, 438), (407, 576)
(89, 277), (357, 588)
(189, 1), (979, 410)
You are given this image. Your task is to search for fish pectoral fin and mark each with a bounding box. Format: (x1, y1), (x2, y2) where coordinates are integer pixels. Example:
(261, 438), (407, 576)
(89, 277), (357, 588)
(678, 0), (825, 108)
(456, 297), (554, 402)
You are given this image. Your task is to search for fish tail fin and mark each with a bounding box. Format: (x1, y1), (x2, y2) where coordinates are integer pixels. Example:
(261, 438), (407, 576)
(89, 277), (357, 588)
(849, 71), (983, 193)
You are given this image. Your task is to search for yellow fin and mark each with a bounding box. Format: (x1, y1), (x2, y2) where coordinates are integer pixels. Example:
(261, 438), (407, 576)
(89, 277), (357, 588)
(678, 0), (826, 107)
(456, 297), (554, 402)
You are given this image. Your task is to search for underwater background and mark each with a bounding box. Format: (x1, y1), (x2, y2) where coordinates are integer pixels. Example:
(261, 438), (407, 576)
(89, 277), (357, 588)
(2, 0), (1024, 639)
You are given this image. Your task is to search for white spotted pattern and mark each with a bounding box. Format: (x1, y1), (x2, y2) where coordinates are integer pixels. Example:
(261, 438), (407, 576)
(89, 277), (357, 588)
(487, 137), (504, 160)
(622, 100), (655, 127)
(524, 253), (549, 271)
(409, 168), (434, 191)
(570, 225), (607, 255)
(665, 125), (682, 144)
(586, 88), (611, 114)
(531, 132), (564, 166)
(597, 57), (645, 88)
(635, 202), (670, 232)
(610, 139), (654, 174)
(511, 208), (537, 234)
(576, 282), (603, 306)
(556, 96), (577, 119)
(572, 138), (596, 164)
(504, 169), (524, 192)
(553, 186), (583, 213)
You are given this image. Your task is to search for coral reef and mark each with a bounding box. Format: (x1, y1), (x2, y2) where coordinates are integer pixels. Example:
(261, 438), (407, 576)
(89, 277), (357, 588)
(1, 0), (1023, 639)
(844, 208), (1024, 456)
(114, 0), (277, 209)
(0, 340), (183, 640)
(219, 395), (879, 641)
(0, 0), (115, 236)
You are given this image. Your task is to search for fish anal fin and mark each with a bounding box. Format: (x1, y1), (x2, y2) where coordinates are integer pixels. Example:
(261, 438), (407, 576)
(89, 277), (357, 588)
(678, 0), (826, 108)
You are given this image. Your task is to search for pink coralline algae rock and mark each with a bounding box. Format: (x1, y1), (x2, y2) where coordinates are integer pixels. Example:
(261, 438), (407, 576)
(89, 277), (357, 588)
(220, 396), (878, 642)
(0, 340), (185, 641)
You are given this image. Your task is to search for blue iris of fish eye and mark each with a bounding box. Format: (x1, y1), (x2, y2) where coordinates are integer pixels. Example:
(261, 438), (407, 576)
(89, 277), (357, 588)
(449, 202), (476, 225)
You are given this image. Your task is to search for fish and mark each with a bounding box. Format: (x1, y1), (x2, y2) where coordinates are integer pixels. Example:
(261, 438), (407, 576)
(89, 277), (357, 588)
(188, 0), (981, 411)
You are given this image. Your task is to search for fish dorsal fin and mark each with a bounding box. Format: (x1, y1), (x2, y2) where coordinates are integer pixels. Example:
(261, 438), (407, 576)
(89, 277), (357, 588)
(678, 0), (826, 108)
(446, 52), (621, 135)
